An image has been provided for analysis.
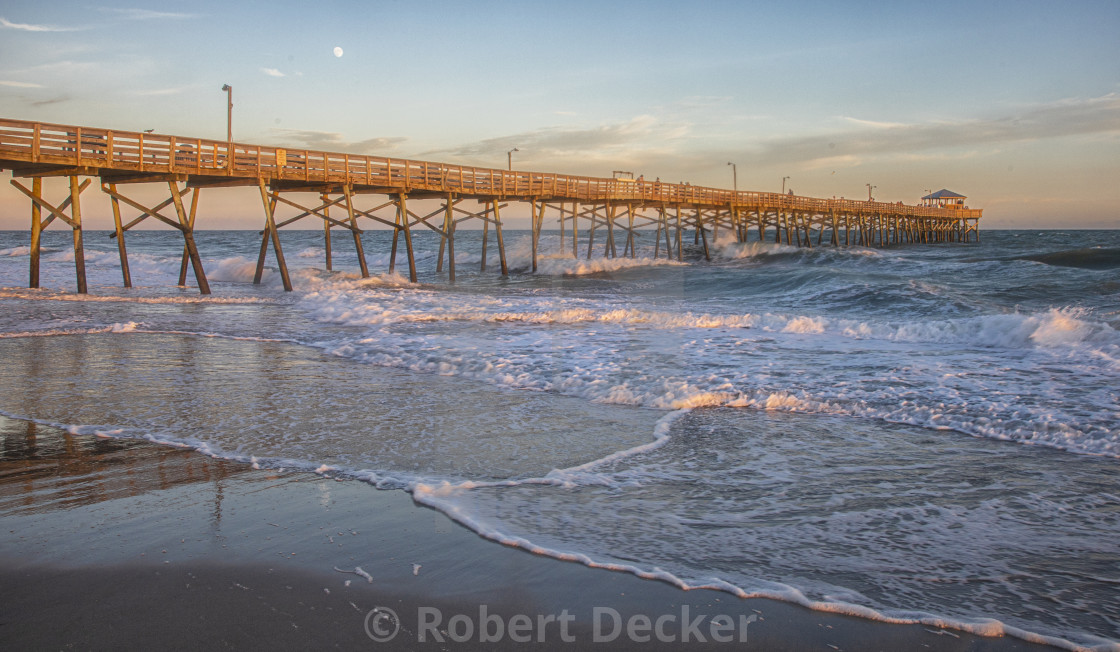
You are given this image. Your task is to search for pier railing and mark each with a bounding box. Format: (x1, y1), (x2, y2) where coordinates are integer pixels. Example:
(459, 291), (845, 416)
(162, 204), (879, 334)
(0, 118), (980, 219)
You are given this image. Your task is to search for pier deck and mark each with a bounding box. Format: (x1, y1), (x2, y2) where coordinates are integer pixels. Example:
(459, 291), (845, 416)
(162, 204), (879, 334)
(0, 118), (981, 293)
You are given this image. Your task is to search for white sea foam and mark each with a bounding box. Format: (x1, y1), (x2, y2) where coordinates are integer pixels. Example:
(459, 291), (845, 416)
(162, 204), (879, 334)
(0, 289), (271, 305)
(532, 253), (683, 276)
(297, 276), (1119, 352)
(712, 240), (800, 259)
(208, 256), (269, 283)
(290, 273), (1119, 457)
(408, 406), (1120, 651)
(411, 476), (1109, 652)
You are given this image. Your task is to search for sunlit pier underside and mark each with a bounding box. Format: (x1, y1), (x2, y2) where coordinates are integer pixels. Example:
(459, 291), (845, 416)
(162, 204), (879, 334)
(0, 118), (981, 294)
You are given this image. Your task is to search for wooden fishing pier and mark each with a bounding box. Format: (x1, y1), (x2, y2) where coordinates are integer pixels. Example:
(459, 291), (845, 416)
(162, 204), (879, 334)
(0, 118), (981, 294)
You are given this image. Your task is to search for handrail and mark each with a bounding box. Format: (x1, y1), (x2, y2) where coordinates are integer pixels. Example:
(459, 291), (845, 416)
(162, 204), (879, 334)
(0, 117), (979, 220)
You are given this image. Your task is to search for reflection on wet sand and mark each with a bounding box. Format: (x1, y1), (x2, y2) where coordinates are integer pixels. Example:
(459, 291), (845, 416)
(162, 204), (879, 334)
(0, 415), (245, 516)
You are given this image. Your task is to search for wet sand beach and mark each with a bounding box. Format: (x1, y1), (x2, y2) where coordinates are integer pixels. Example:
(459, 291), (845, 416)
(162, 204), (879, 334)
(0, 415), (1065, 651)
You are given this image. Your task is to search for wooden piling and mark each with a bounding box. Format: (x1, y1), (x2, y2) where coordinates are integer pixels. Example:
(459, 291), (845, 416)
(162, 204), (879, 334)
(446, 194), (456, 282)
(69, 176), (87, 294)
(256, 181), (291, 291)
(342, 185), (370, 278)
(493, 200), (509, 276)
(605, 202), (617, 258)
(480, 202), (490, 271)
(29, 177), (41, 288)
(176, 188), (200, 287)
(398, 194), (418, 282)
(697, 209), (710, 261)
(675, 206), (683, 261)
(169, 182), (210, 294)
(530, 198), (540, 272)
(321, 192), (333, 272)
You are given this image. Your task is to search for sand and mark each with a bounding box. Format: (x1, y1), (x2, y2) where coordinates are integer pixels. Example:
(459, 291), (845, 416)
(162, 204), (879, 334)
(0, 414), (1064, 651)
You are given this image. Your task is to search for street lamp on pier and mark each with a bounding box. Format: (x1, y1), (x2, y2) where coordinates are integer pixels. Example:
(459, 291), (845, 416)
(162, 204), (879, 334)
(866, 183), (877, 201)
(782, 176), (790, 194)
(221, 84), (232, 143)
(507, 147), (519, 171)
(727, 162), (737, 192)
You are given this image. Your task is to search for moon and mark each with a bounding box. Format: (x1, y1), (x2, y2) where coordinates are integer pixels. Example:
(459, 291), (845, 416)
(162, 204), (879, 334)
(333, 46), (343, 58)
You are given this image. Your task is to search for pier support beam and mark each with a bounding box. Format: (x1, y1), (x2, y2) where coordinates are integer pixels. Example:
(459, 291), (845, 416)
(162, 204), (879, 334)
(251, 185), (371, 287)
(697, 209), (711, 261)
(256, 180), (292, 291)
(108, 182), (131, 287)
(169, 182), (210, 294)
(322, 192), (333, 272)
(175, 185), (201, 287)
(492, 200), (509, 276)
(391, 194), (418, 282)
(98, 180), (209, 293)
(571, 202), (579, 256)
(12, 176), (92, 292)
(530, 198), (545, 271)
(341, 185), (371, 278)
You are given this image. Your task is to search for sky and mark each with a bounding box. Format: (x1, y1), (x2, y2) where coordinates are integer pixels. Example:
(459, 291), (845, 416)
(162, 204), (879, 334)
(1, 0), (1118, 230)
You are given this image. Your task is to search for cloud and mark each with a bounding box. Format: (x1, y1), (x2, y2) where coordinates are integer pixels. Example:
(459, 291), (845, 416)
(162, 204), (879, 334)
(100, 8), (197, 20)
(841, 116), (910, 129)
(427, 115), (689, 165)
(270, 129), (408, 154)
(32, 96), (69, 107)
(261, 68), (286, 78)
(0, 16), (81, 32)
(0, 80), (43, 88)
(754, 94), (1120, 168)
(16, 60), (98, 75)
(134, 87), (187, 96)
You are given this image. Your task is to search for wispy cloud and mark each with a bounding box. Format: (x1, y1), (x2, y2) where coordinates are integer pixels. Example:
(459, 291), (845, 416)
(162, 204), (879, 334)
(261, 68), (286, 78)
(32, 96), (69, 107)
(100, 8), (197, 20)
(15, 60), (98, 75)
(0, 16), (81, 32)
(271, 129), (408, 154)
(134, 87), (187, 96)
(0, 80), (43, 88)
(841, 116), (911, 129)
(753, 94), (1120, 168)
(427, 115), (690, 166)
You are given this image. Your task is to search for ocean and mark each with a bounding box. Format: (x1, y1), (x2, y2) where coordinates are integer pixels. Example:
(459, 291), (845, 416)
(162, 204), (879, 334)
(1, 225), (1118, 650)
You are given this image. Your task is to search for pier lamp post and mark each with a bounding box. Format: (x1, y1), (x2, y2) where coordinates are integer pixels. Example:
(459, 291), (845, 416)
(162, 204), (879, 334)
(782, 176), (790, 194)
(866, 184), (877, 201)
(507, 147), (519, 171)
(221, 84), (232, 142)
(727, 162), (737, 192)
(924, 189), (931, 207)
